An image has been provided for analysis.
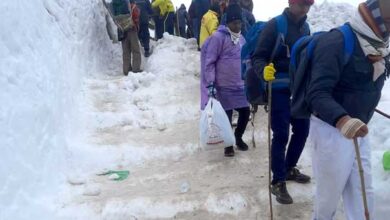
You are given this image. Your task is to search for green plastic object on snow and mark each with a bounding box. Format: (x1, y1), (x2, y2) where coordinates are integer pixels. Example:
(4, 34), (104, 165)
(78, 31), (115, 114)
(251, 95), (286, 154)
(98, 170), (130, 181)
(383, 151), (390, 171)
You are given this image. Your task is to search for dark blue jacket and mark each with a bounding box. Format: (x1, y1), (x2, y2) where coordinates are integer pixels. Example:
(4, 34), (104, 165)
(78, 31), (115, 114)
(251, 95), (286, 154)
(177, 5), (188, 28)
(307, 29), (388, 126)
(251, 9), (310, 89)
(195, 0), (210, 19)
(135, 0), (153, 24)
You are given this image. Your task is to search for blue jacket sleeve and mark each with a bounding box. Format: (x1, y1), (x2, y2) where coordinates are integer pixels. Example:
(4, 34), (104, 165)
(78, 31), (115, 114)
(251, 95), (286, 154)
(306, 31), (348, 126)
(251, 19), (277, 79)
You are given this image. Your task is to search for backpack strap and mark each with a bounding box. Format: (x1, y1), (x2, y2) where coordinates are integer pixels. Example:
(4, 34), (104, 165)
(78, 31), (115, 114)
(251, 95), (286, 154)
(303, 22), (310, 35)
(298, 24), (355, 67)
(337, 24), (355, 66)
(275, 14), (288, 37)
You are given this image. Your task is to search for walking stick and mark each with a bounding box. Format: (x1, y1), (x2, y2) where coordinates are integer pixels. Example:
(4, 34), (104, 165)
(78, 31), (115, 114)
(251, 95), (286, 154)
(375, 108), (390, 119)
(267, 81), (273, 220)
(251, 105), (258, 148)
(265, 32), (284, 220)
(353, 138), (370, 220)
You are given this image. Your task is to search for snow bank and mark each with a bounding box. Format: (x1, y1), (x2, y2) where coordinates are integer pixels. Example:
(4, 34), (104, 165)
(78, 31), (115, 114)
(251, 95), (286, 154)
(0, 0), (115, 219)
(308, 1), (355, 32)
(68, 34), (201, 174)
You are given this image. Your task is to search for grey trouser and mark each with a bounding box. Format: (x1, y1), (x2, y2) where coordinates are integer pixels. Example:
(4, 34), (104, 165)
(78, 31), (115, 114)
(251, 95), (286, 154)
(121, 30), (141, 74)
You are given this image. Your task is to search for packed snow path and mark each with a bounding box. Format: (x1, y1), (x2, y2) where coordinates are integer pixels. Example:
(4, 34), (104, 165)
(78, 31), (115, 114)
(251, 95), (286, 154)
(62, 35), (322, 220)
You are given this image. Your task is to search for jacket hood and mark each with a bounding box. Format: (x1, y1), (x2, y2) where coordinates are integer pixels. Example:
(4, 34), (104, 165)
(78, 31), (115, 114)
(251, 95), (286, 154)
(217, 25), (230, 35)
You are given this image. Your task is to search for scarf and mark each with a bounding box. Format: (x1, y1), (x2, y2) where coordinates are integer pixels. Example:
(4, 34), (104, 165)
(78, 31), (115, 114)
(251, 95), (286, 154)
(227, 27), (241, 45)
(350, 8), (390, 81)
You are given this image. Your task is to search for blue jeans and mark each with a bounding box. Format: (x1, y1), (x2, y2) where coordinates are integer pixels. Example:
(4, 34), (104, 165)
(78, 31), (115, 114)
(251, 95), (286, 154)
(270, 90), (310, 184)
(154, 16), (164, 40)
(192, 18), (200, 44)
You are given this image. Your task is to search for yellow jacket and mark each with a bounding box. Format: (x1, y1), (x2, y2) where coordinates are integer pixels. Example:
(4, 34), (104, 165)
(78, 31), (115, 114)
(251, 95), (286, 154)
(152, 0), (175, 16)
(199, 10), (219, 48)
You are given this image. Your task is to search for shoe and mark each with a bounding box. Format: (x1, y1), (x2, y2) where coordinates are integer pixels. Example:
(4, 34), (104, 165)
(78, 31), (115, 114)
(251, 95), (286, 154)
(236, 137), (248, 151)
(271, 181), (293, 204)
(286, 167), (311, 183)
(132, 69), (143, 73)
(144, 50), (151, 57)
(224, 146), (235, 157)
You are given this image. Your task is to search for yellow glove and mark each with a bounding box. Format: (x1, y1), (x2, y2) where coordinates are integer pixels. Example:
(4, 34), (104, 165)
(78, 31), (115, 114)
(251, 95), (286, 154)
(263, 63), (276, 82)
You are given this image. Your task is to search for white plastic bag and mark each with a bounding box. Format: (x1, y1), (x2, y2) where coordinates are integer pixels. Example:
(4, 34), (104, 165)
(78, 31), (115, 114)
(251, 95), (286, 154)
(200, 98), (235, 149)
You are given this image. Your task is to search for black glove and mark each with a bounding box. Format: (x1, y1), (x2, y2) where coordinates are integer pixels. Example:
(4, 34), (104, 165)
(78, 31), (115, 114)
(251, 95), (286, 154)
(207, 83), (216, 98)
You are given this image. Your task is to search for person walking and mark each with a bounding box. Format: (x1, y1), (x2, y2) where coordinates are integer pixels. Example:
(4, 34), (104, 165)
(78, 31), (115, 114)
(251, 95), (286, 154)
(135, 0), (153, 57)
(117, 0), (142, 74)
(176, 4), (190, 38)
(151, 0), (175, 39)
(305, 0), (390, 219)
(251, 0), (314, 204)
(199, 2), (221, 48)
(201, 4), (250, 157)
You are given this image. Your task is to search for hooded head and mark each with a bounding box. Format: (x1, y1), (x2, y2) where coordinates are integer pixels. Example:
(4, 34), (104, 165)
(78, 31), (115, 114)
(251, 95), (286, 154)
(363, 0), (390, 39)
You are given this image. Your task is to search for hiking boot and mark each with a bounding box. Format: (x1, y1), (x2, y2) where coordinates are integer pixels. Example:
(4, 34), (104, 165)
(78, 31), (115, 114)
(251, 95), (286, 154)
(286, 167), (311, 184)
(132, 69), (143, 73)
(224, 146), (235, 157)
(271, 181), (293, 204)
(236, 137), (248, 151)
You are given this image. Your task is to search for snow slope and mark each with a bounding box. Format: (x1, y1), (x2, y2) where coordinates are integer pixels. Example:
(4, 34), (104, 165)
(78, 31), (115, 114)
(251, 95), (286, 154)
(0, 0), (389, 219)
(0, 0), (115, 219)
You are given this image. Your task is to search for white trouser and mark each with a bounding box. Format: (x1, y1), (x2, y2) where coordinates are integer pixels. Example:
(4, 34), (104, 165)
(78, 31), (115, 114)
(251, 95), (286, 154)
(310, 116), (374, 220)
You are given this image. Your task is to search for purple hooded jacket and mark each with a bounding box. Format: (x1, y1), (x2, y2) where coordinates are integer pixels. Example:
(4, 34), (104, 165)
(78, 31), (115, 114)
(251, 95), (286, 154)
(200, 25), (249, 111)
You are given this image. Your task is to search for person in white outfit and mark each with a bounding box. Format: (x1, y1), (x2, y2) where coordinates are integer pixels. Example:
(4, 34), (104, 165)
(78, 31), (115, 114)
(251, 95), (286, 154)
(304, 0), (390, 219)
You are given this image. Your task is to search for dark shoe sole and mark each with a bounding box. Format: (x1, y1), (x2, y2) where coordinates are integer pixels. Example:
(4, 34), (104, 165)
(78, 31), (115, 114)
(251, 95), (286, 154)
(237, 146), (248, 151)
(224, 147), (235, 157)
(286, 178), (311, 184)
(271, 190), (293, 204)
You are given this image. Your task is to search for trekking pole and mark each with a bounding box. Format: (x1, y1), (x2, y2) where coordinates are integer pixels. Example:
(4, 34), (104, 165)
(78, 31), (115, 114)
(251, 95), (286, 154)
(265, 32), (283, 220)
(353, 138), (370, 220)
(267, 81), (274, 220)
(375, 108), (390, 119)
(251, 105), (258, 148)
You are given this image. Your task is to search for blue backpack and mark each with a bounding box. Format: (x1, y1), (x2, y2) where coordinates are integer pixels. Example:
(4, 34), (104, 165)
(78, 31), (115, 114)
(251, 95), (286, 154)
(242, 14), (309, 106)
(289, 23), (355, 118)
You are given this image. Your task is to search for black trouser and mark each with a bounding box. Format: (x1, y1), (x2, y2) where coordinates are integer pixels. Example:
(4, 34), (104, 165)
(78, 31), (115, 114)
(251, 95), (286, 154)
(179, 26), (186, 38)
(154, 12), (175, 40)
(225, 107), (250, 139)
(138, 22), (150, 52)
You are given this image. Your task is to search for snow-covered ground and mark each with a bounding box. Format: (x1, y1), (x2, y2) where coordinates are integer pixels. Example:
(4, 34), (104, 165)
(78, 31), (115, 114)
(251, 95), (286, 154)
(0, 0), (389, 220)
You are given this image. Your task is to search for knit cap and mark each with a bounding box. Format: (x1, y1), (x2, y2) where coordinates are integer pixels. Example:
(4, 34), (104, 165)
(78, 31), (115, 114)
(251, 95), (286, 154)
(226, 4), (242, 24)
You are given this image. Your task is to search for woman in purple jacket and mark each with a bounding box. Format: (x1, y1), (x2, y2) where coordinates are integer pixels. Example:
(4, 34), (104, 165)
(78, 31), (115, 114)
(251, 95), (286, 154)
(200, 4), (250, 157)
